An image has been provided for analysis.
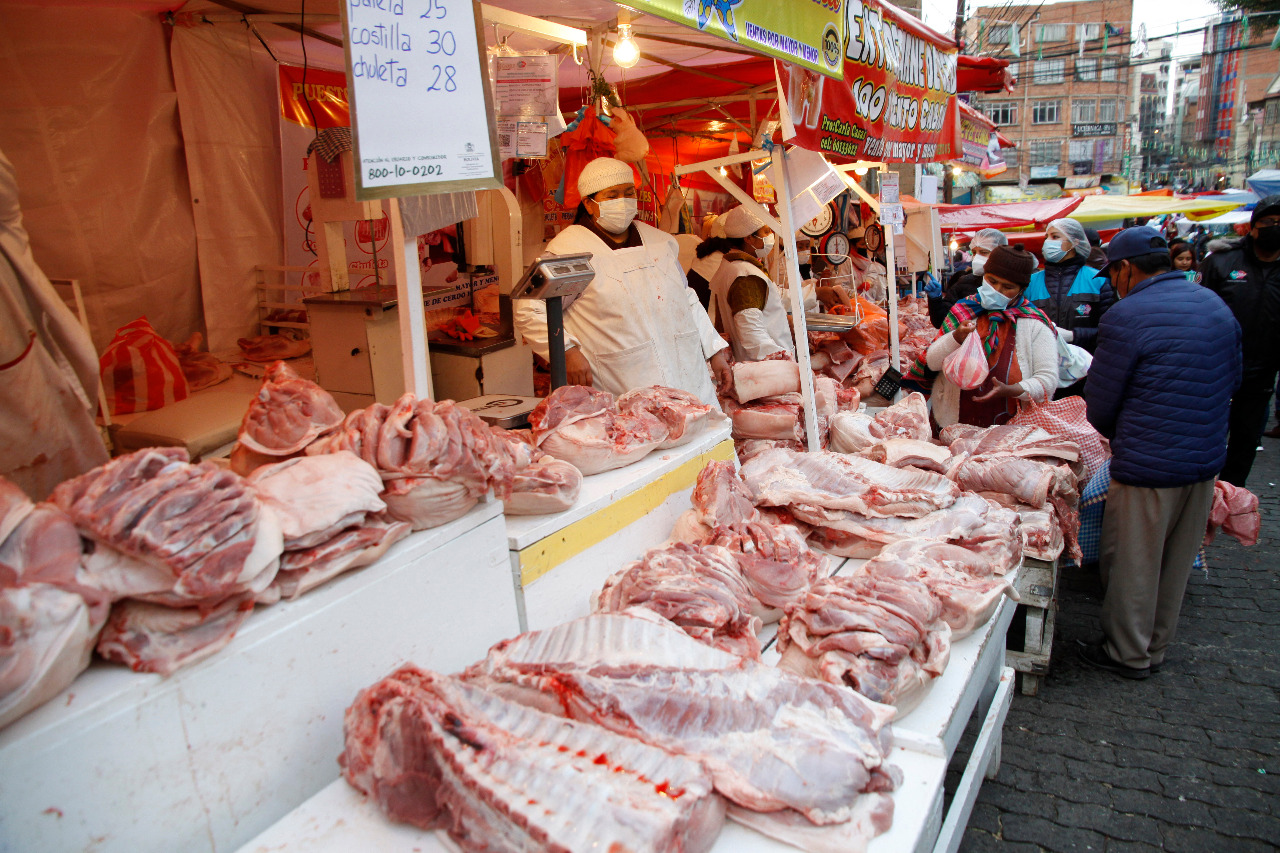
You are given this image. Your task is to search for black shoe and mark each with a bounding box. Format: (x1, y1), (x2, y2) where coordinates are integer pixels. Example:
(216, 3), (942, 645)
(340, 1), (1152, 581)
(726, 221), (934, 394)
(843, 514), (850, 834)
(1078, 642), (1150, 680)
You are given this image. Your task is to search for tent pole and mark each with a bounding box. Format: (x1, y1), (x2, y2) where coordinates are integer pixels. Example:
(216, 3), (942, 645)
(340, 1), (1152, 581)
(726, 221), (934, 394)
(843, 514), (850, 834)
(771, 145), (821, 453)
(881, 166), (901, 396)
(388, 198), (433, 400)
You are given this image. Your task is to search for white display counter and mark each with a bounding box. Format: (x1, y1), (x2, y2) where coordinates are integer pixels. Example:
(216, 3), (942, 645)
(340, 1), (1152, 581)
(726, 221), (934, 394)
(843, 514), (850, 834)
(237, 744), (947, 853)
(0, 501), (520, 853)
(504, 420), (735, 630)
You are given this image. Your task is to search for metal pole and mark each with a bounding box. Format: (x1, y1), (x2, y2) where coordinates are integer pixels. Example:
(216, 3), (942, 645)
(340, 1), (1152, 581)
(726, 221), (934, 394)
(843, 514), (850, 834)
(546, 295), (567, 390)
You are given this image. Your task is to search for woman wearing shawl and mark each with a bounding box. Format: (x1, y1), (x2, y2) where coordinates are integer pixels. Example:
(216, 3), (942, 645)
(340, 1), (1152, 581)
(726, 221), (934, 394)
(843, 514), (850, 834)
(907, 245), (1059, 428)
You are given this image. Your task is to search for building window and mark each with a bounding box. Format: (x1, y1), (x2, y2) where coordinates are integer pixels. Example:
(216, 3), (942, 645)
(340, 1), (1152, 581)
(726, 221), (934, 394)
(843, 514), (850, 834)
(1098, 99), (1120, 122)
(1100, 57), (1121, 82)
(1096, 138), (1115, 161)
(1033, 59), (1065, 84)
(985, 101), (1017, 125)
(1003, 147), (1020, 167)
(1072, 100), (1097, 123)
(1028, 139), (1061, 166)
(986, 24), (1012, 44)
(1075, 58), (1098, 81)
(1036, 23), (1068, 42)
(1032, 100), (1061, 124)
(1069, 140), (1095, 161)
(1264, 100), (1280, 124)
(1078, 23), (1101, 40)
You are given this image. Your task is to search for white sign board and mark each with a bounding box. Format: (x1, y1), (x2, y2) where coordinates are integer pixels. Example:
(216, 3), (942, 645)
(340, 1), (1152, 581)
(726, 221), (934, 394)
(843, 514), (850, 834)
(343, 0), (501, 199)
(880, 172), (900, 204)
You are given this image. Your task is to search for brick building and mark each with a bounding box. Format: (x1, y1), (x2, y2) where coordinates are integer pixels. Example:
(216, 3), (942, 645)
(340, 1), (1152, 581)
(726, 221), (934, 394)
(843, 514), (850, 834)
(1194, 15), (1280, 186)
(965, 0), (1134, 199)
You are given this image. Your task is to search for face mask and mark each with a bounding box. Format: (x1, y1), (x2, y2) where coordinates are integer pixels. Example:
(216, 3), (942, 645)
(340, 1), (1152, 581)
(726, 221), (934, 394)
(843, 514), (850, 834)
(1042, 239), (1068, 263)
(797, 250), (811, 264)
(970, 255), (986, 275)
(755, 233), (775, 260)
(594, 197), (638, 234)
(1256, 225), (1280, 252)
(977, 280), (1011, 311)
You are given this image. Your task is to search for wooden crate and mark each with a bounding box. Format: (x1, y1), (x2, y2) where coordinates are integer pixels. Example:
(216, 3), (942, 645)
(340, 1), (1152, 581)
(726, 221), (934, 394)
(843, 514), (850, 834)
(1006, 557), (1058, 696)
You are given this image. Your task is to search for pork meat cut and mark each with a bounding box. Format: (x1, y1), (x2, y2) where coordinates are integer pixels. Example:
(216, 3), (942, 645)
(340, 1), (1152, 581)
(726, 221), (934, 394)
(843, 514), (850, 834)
(741, 448), (961, 519)
(247, 452), (385, 549)
(96, 592), (257, 675)
(731, 396), (805, 442)
(593, 542), (762, 659)
(529, 386), (670, 475)
(236, 334), (311, 362)
(732, 359), (801, 403)
(868, 392), (931, 442)
(797, 493), (992, 559)
(704, 521), (824, 622)
(505, 456), (582, 515)
(259, 515), (411, 603)
(617, 385), (713, 448)
(861, 439), (952, 474)
(341, 665), (724, 852)
(465, 611), (900, 828)
(777, 574), (951, 715)
(236, 361), (343, 462)
(829, 411), (878, 454)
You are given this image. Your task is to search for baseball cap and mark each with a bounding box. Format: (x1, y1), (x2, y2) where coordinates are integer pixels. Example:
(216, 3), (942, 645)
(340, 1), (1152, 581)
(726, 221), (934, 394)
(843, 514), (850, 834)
(1253, 193), (1280, 226)
(1096, 226), (1168, 277)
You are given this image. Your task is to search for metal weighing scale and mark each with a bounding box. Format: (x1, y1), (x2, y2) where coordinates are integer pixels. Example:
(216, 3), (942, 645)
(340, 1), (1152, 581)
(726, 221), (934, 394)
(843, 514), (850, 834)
(510, 253), (595, 391)
(456, 395), (543, 429)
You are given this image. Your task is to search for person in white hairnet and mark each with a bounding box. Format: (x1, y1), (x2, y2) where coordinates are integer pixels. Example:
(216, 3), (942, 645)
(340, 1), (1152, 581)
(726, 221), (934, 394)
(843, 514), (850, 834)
(514, 157), (730, 403)
(1026, 217), (1115, 355)
(0, 149), (108, 500)
(706, 205), (796, 362)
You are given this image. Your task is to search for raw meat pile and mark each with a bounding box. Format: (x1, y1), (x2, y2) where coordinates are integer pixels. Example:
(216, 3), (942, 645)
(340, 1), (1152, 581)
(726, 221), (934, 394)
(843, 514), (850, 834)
(722, 359), (859, 456)
(346, 611), (900, 852)
(828, 392), (931, 454)
(528, 385), (710, 476)
(0, 479), (109, 728)
(1205, 479), (1260, 547)
(247, 452), (411, 603)
(172, 333), (231, 391)
(308, 393), (517, 529)
(668, 461), (826, 621)
(236, 333), (311, 362)
(231, 361), (345, 476)
(938, 424), (1084, 562)
(896, 298), (939, 378)
(777, 573), (951, 715)
(593, 542), (762, 660)
(341, 664), (725, 852)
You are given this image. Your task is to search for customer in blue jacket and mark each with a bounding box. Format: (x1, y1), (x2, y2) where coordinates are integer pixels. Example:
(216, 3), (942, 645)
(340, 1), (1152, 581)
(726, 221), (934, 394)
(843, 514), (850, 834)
(1081, 227), (1241, 679)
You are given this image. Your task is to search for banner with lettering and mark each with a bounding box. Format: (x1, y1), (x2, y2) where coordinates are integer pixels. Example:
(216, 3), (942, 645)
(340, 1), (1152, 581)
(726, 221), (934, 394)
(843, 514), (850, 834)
(776, 0), (960, 164)
(626, 0), (845, 79)
(956, 102), (1007, 177)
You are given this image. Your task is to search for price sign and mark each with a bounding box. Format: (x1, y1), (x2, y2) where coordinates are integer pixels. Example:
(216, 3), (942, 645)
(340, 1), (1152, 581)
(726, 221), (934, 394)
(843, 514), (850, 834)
(342, 0), (501, 199)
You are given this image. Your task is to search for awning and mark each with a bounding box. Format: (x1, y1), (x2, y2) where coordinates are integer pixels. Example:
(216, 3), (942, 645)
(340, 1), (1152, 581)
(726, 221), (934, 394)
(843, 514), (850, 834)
(1247, 169), (1280, 197)
(937, 197), (1084, 233)
(1068, 194), (1245, 223)
(958, 55), (1015, 94)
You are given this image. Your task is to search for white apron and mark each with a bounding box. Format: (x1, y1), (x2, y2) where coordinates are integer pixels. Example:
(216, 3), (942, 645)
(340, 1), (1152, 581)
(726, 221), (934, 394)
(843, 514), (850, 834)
(708, 255), (795, 362)
(530, 222), (720, 406)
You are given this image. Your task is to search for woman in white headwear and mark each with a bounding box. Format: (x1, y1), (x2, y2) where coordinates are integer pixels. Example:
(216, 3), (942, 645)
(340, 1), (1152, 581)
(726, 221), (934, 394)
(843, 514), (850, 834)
(706, 205), (796, 362)
(513, 157), (730, 404)
(1026, 217), (1115, 353)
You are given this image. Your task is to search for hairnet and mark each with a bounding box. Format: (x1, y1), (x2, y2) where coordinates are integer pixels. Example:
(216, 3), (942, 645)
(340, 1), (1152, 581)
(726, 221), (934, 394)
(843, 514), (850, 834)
(970, 228), (1008, 252)
(1046, 218), (1090, 259)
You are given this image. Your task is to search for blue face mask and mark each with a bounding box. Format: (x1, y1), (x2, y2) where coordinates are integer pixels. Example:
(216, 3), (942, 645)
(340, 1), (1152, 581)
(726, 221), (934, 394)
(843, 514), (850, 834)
(978, 281), (1011, 311)
(1042, 239), (1068, 263)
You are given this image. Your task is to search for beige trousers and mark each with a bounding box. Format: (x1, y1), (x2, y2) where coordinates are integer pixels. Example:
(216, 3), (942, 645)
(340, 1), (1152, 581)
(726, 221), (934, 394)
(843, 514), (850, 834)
(1099, 478), (1217, 669)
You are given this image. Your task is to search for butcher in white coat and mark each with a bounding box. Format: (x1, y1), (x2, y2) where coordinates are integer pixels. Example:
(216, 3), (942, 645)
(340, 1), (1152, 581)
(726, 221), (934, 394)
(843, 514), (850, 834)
(515, 157), (730, 406)
(707, 205), (796, 362)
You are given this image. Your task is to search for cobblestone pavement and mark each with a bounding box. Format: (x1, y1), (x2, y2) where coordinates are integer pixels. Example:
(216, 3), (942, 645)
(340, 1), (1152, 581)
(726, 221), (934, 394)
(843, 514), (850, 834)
(959, 439), (1280, 852)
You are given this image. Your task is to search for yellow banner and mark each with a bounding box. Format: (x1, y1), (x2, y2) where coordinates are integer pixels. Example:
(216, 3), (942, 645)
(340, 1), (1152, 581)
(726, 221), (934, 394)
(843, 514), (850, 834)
(628, 0), (845, 79)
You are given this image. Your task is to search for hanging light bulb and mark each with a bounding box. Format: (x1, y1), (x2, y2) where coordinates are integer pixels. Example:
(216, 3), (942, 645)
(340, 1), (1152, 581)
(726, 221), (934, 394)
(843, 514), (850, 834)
(614, 10), (640, 68)
(949, 239), (959, 252)
(854, 166), (869, 176)
(952, 166), (964, 177)
(719, 166), (729, 176)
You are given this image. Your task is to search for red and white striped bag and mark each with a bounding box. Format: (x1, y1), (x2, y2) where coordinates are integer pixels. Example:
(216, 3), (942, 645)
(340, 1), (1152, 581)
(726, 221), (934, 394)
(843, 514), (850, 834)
(99, 317), (189, 416)
(1010, 393), (1110, 484)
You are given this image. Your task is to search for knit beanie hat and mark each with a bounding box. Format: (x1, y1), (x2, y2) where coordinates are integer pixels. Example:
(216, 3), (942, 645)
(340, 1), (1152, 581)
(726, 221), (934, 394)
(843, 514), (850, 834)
(983, 245), (1036, 287)
(721, 205), (765, 239)
(577, 157), (636, 199)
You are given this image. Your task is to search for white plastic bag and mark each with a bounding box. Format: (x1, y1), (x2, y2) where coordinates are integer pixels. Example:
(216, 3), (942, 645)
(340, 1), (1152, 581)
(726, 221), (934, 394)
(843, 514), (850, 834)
(1056, 331), (1092, 387)
(943, 331), (990, 390)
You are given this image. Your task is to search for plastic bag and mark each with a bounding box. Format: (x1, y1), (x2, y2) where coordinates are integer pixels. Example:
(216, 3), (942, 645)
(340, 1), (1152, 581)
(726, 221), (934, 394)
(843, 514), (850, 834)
(99, 317), (189, 416)
(943, 331), (990, 390)
(1056, 331), (1093, 387)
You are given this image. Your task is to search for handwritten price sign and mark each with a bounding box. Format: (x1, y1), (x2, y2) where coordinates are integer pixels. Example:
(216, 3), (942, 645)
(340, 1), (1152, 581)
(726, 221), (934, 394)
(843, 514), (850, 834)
(342, 0), (501, 198)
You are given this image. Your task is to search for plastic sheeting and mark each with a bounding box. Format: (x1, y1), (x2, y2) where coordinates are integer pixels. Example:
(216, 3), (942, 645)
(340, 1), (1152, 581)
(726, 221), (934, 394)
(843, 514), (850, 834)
(1247, 170), (1280, 198)
(171, 20), (285, 352)
(0, 4), (202, 353)
(937, 197), (1083, 233)
(1068, 194), (1245, 223)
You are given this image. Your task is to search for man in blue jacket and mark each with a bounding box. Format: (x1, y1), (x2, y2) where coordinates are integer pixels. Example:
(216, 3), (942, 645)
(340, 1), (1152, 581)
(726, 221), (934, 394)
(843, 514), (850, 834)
(1081, 227), (1242, 679)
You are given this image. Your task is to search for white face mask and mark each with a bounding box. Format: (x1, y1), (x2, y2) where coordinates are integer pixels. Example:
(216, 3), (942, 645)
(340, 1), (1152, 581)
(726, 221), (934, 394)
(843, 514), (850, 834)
(797, 250), (811, 264)
(970, 254), (986, 275)
(755, 233), (775, 260)
(594, 197), (638, 234)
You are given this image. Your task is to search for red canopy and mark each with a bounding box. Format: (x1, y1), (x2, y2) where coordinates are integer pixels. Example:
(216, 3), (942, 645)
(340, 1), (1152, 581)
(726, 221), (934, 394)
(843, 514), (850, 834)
(958, 55), (1016, 94)
(938, 197), (1084, 233)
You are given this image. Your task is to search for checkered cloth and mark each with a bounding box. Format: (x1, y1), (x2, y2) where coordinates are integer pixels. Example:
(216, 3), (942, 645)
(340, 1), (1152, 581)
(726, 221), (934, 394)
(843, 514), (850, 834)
(1078, 458), (1207, 570)
(306, 127), (352, 163)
